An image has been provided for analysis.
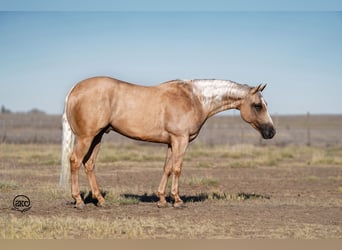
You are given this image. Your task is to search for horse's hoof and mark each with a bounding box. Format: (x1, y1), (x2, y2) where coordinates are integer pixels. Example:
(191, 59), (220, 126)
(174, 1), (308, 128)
(75, 202), (85, 210)
(157, 201), (169, 208)
(97, 200), (107, 208)
(173, 201), (186, 209)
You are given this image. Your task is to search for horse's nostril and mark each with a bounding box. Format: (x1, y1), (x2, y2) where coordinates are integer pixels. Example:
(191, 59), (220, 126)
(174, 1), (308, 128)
(268, 129), (275, 139)
(261, 124), (276, 139)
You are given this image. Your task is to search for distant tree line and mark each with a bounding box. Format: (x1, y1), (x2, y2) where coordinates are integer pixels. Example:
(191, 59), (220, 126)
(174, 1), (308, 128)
(1, 105), (45, 114)
(1, 105), (11, 114)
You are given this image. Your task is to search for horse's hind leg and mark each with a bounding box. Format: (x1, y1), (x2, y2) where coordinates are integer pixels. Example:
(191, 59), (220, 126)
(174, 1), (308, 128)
(84, 139), (105, 207)
(70, 136), (93, 209)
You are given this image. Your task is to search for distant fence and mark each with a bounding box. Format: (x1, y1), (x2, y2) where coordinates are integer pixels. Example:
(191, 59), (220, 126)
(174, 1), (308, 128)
(1, 113), (341, 147)
(0, 113), (61, 144)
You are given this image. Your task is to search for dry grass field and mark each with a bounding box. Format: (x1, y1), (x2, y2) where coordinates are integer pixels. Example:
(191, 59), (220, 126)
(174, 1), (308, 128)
(0, 113), (342, 239)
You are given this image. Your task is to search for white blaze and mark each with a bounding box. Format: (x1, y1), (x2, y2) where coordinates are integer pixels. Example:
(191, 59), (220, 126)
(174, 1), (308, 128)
(261, 96), (274, 124)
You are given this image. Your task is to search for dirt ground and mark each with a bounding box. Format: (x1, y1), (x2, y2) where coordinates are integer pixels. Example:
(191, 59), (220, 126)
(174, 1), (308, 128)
(1, 143), (341, 239)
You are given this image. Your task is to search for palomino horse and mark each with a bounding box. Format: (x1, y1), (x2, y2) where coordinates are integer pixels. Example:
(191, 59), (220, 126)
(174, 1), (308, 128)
(60, 77), (275, 209)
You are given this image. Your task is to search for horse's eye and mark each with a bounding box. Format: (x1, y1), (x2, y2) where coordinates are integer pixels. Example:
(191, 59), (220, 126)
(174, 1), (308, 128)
(253, 103), (262, 111)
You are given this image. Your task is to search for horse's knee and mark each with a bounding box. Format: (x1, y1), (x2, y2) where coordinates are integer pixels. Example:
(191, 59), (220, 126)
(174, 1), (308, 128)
(165, 166), (172, 176)
(173, 166), (182, 177)
(70, 153), (81, 172)
(84, 159), (95, 173)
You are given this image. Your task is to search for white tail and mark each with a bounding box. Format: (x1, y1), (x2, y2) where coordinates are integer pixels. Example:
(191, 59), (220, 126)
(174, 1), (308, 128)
(59, 110), (75, 188)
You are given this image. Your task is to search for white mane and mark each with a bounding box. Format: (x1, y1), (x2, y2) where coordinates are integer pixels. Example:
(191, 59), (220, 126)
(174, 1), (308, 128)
(191, 79), (249, 106)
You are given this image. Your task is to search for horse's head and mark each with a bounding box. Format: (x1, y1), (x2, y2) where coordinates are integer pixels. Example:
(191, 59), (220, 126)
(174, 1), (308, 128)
(239, 84), (276, 139)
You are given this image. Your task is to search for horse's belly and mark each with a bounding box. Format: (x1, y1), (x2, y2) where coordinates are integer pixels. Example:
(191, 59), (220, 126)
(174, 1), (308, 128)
(110, 116), (169, 144)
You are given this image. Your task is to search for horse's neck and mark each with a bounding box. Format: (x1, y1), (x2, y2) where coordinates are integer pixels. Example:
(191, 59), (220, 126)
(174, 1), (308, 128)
(191, 79), (249, 117)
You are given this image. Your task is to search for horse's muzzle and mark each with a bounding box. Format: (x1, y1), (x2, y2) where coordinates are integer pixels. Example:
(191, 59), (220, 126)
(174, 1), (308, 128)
(260, 123), (276, 139)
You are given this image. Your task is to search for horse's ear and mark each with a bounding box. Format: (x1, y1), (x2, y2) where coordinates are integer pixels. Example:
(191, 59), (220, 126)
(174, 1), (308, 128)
(259, 84), (267, 92)
(251, 84), (267, 94)
(251, 84), (261, 94)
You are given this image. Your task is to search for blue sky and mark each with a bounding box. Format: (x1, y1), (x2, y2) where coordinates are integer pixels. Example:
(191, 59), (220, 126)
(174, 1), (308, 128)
(0, 7), (342, 114)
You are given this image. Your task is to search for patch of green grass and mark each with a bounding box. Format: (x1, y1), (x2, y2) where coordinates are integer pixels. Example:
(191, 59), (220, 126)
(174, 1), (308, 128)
(229, 160), (255, 169)
(306, 176), (321, 181)
(186, 144), (214, 159)
(219, 144), (259, 159)
(328, 176), (342, 181)
(104, 191), (140, 205)
(0, 144), (60, 166)
(184, 176), (219, 186)
(195, 161), (212, 168)
(302, 146), (342, 166)
(309, 151), (342, 165)
(0, 181), (18, 191)
(187, 144), (304, 169)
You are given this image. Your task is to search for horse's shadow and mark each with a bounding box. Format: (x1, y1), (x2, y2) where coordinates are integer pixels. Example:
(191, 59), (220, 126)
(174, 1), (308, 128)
(122, 193), (210, 203)
(121, 192), (270, 203)
(79, 191), (208, 205)
(78, 191), (270, 206)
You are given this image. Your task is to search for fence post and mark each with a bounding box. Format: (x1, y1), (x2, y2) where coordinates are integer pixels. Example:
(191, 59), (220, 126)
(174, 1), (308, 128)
(306, 112), (311, 146)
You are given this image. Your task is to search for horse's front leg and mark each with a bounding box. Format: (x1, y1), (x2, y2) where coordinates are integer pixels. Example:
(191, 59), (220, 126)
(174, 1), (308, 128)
(157, 145), (172, 208)
(170, 135), (189, 208)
